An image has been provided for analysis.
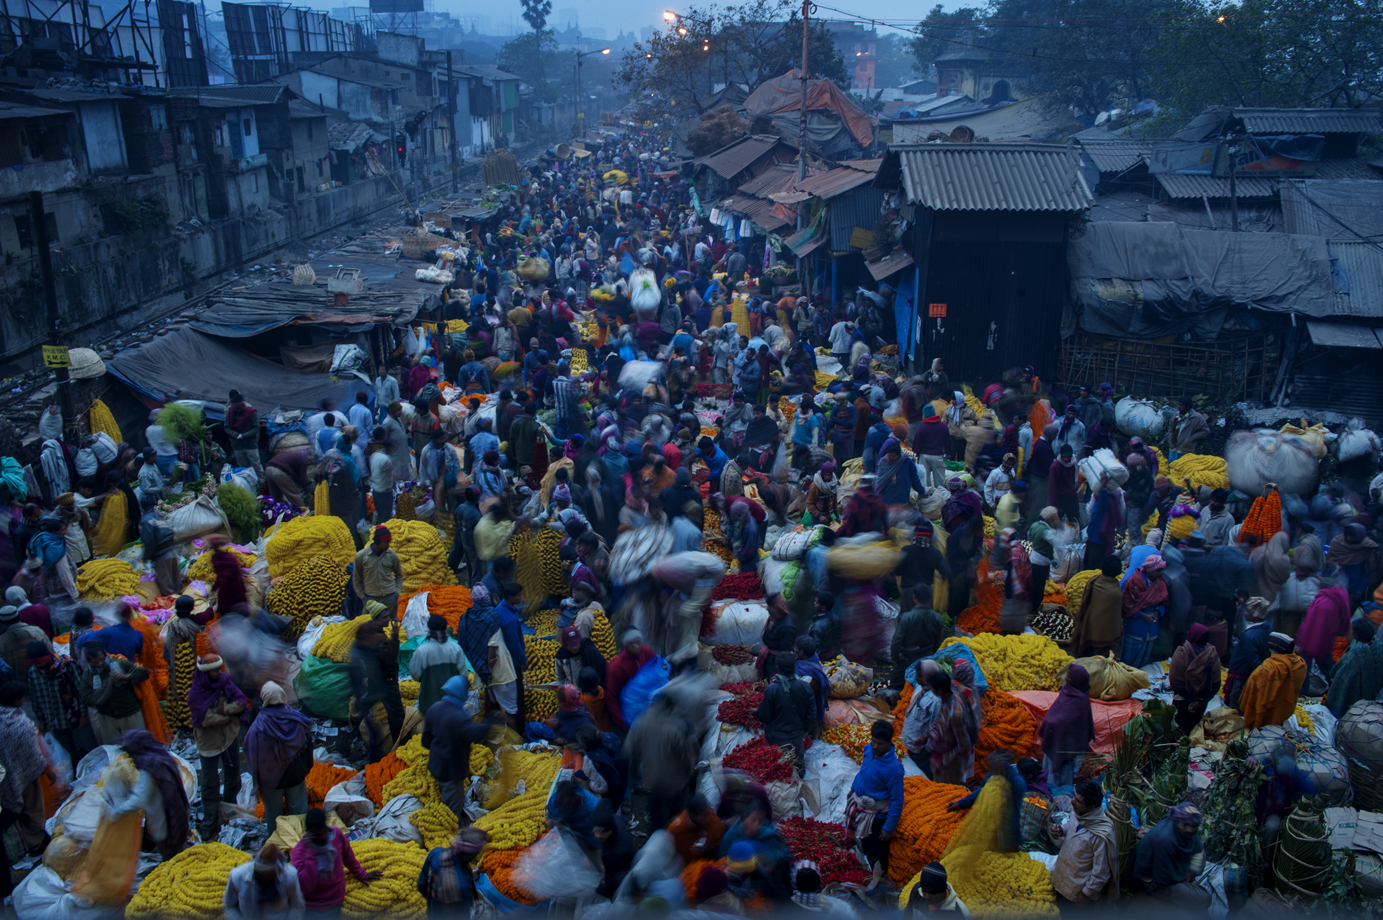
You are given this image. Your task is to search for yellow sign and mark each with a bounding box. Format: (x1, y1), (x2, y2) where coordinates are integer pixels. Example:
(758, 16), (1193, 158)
(42, 346), (70, 368)
(849, 227), (875, 250)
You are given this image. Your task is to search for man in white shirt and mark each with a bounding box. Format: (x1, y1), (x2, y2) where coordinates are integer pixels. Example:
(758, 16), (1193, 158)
(828, 320), (854, 364)
(367, 435), (394, 523)
(984, 453), (1017, 509)
(373, 366), (400, 421)
(347, 391), (373, 435)
(304, 402), (342, 458)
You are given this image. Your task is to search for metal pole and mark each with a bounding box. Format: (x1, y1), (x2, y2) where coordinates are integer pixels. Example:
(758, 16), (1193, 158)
(29, 191), (76, 443)
(447, 51), (458, 194)
(798, 0), (808, 184)
(576, 52), (583, 130)
(1229, 142), (1239, 232)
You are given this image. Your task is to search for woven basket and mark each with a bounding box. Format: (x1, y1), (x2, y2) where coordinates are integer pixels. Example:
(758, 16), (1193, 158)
(402, 238), (436, 260)
(292, 263), (316, 285)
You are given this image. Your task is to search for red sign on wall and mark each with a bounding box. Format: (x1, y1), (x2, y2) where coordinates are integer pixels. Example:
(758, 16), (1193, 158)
(928, 303), (947, 318)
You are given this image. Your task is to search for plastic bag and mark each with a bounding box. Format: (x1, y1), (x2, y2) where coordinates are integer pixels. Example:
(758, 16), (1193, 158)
(629, 267), (661, 311)
(38, 406), (62, 441)
(324, 772), (376, 824)
(43, 732), (73, 785)
(712, 602), (768, 646)
(373, 794), (423, 844)
(513, 828), (600, 901)
(166, 495), (232, 544)
(653, 552), (725, 594)
(90, 432), (118, 465)
(827, 542), (901, 580)
(1337, 419), (1381, 464)
(1226, 429), (1319, 498)
(1280, 421), (1330, 459)
(801, 742), (861, 823)
(74, 449), (97, 478)
(219, 466), (258, 494)
(296, 616), (340, 660)
(41, 834), (87, 880)
(402, 591), (432, 641)
(772, 527), (818, 561)
(13, 867), (87, 920)
(1077, 448), (1129, 488)
(69, 809), (142, 904)
(1114, 397), (1164, 439)
(49, 788), (105, 844)
(1073, 654), (1150, 701)
(620, 655), (670, 727)
(330, 345), (369, 376)
(823, 655), (873, 699)
(294, 654), (354, 721)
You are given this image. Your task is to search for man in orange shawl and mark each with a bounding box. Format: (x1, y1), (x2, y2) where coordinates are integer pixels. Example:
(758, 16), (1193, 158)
(1237, 632), (1306, 730)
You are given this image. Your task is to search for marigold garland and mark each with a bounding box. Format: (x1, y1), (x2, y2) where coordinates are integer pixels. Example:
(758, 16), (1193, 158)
(888, 776), (968, 884)
(973, 689), (1038, 773)
(1334, 635), (1351, 664)
(1238, 490), (1282, 545)
(940, 635), (1072, 692)
(956, 558), (1001, 634)
(892, 683), (913, 741)
(304, 761), (357, 809)
(362, 752), (405, 806)
(1062, 570), (1101, 612)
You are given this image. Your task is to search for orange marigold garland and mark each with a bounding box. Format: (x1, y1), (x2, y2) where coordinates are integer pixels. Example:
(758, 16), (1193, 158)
(1238, 489), (1282, 545)
(305, 762), (357, 809)
(680, 859), (726, 904)
(362, 753), (405, 806)
(892, 683), (913, 741)
(398, 585), (473, 632)
(973, 689), (1038, 774)
(888, 776), (968, 884)
(1333, 635), (1350, 664)
(956, 559), (1001, 635)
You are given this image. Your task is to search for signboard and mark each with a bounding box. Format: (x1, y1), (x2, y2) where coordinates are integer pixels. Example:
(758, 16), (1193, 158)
(368, 0), (424, 12)
(42, 346), (70, 368)
(849, 227), (875, 250)
(1212, 135), (1323, 178)
(928, 303), (947, 318)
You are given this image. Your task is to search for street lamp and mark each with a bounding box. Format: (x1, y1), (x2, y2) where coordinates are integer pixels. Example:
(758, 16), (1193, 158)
(576, 47), (611, 129)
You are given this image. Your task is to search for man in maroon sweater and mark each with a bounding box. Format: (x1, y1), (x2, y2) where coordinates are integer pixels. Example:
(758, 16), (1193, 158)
(1049, 443), (1080, 524)
(912, 405), (951, 489)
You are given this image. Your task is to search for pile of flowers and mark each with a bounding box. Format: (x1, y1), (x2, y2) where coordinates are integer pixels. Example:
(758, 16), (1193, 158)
(722, 738), (794, 783)
(888, 777), (968, 884)
(777, 817), (871, 886)
(711, 571), (764, 601)
(941, 634), (1072, 692)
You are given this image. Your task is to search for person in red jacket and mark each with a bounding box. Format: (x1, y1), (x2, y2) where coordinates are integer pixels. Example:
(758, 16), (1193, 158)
(290, 808), (380, 913)
(604, 628), (654, 731)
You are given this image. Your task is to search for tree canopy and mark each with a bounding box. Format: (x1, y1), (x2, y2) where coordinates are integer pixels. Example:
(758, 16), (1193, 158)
(616, 0), (846, 114)
(908, 0), (1383, 117)
(498, 29), (563, 102)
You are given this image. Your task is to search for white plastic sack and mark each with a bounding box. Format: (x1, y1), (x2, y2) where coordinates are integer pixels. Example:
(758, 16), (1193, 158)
(1077, 448), (1129, 488)
(324, 773), (374, 824)
(1226, 429), (1320, 497)
(38, 406), (62, 441)
(617, 360), (662, 393)
(402, 591), (432, 641)
(13, 867), (89, 920)
(219, 466), (258, 494)
(49, 787), (106, 844)
(330, 344), (369, 376)
(74, 449), (97, 478)
(713, 602), (769, 646)
(876, 597), (901, 651)
(166, 495), (232, 544)
(653, 552), (725, 594)
(297, 616), (343, 660)
(514, 828), (601, 901)
(761, 558), (792, 598)
(44, 732), (73, 785)
(1338, 419), (1382, 464)
(629, 267), (661, 311)
(800, 742), (860, 824)
(772, 528), (816, 562)
(1114, 397), (1164, 439)
(374, 794), (424, 844)
(766, 778), (802, 820)
(90, 432), (118, 465)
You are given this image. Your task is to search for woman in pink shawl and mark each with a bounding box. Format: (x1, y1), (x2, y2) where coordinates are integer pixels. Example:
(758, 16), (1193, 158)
(1296, 582), (1351, 672)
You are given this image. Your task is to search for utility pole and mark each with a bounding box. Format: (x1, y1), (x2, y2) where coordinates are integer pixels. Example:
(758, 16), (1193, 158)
(798, 0), (808, 186)
(447, 51), (458, 194)
(1228, 136), (1240, 232)
(30, 191), (75, 443)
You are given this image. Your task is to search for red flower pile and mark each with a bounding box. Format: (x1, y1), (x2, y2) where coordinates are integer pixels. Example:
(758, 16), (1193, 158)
(712, 572), (765, 602)
(777, 817), (872, 887)
(694, 383), (733, 400)
(712, 644), (755, 665)
(717, 691), (763, 728)
(720, 681), (765, 696)
(722, 738), (794, 783)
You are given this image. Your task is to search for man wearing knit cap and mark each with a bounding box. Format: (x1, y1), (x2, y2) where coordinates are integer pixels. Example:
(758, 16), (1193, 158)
(906, 862), (969, 915)
(352, 525), (403, 620)
(1238, 631), (1306, 729)
(408, 614), (467, 718)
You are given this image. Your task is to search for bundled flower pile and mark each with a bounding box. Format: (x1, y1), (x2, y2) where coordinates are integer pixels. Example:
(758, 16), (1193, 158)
(398, 585), (473, 633)
(264, 514), (355, 577)
(76, 559), (141, 598)
(1030, 607), (1073, 643)
(711, 571), (763, 602)
(485, 748), (562, 808)
(712, 644), (755, 665)
(722, 738), (795, 783)
(379, 518), (457, 591)
(892, 683), (913, 741)
(305, 761), (357, 809)
(508, 526), (566, 607)
(940, 635), (1072, 692)
(382, 759), (441, 806)
(342, 839), (428, 920)
(363, 752), (406, 806)
(88, 398), (122, 443)
(591, 612), (617, 659)
(522, 634), (560, 719)
(1334, 636), (1351, 663)
(957, 559), (1002, 634)
(973, 690), (1038, 771)
(888, 777), (968, 884)
(822, 723), (906, 763)
(264, 555), (348, 637)
(312, 617), (366, 663)
(1238, 490), (1283, 545)
(472, 787), (549, 904)
(126, 842), (249, 919)
(1169, 453), (1230, 492)
(1062, 570), (1101, 612)
(400, 680), (420, 703)
(717, 690), (763, 729)
(939, 852), (1058, 919)
(1042, 581), (1066, 606)
(777, 817), (871, 887)
(681, 859), (726, 904)
(259, 494), (307, 525)
(693, 383), (733, 400)
(185, 546), (256, 583)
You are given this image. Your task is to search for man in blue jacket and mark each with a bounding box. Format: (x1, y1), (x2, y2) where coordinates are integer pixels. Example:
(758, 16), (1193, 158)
(850, 720), (905, 890)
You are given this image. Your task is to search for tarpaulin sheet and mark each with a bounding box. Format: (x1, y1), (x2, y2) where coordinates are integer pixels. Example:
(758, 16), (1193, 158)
(107, 326), (372, 421)
(1010, 691), (1143, 755)
(1067, 221), (1335, 341)
(743, 69), (874, 149)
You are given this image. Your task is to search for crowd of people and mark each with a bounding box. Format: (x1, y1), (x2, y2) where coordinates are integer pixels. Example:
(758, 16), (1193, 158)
(0, 124), (1378, 918)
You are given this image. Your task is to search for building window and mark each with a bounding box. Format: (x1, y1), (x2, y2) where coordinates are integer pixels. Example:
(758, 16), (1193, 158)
(250, 173), (259, 193)
(150, 105), (168, 130)
(13, 211), (59, 248)
(296, 166), (305, 187)
(243, 118), (252, 137)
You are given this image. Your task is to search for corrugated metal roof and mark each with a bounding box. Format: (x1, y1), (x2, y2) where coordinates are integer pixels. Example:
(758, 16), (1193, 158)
(0, 102), (68, 120)
(695, 135), (791, 180)
(328, 121), (386, 151)
(1307, 320), (1383, 348)
(1281, 179), (1383, 240)
(736, 163), (805, 198)
(720, 193), (791, 232)
(828, 187), (886, 250)
(168, 84), (286, 104)
(1235, 107), (1382, 135)
(26, 88), (124, 104)
(880, 143), (1093, 212)
(1330, 240), (1383, 318)
(795, 163), (878, 199)
(867, 248), (913, 280)
(1312, 158), (1383, 180)
(1154, 172), (1277, 199)
(1078, 140), (1149, 173)
(839, 158), (882, 172)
